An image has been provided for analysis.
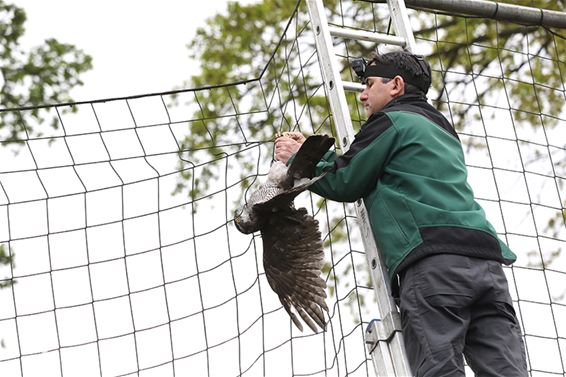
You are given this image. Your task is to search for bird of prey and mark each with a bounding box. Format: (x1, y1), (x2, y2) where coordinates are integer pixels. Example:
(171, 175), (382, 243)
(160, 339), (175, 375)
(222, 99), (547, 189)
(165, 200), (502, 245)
(234, 134), (335, 332)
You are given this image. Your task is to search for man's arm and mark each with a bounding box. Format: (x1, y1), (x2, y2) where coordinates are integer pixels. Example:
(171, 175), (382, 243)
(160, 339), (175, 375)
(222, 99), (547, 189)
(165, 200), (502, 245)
(274, 115), (398, 203)
(311, 124), (398, 202)
(316, 113), (400, 203)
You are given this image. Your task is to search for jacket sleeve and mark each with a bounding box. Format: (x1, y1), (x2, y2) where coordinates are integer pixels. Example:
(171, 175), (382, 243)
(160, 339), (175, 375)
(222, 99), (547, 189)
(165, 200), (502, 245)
(310, 112), (399, 202)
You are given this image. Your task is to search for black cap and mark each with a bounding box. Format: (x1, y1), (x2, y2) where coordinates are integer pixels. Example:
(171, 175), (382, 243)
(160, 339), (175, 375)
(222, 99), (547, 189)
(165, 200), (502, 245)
(352, 54), (431, 94)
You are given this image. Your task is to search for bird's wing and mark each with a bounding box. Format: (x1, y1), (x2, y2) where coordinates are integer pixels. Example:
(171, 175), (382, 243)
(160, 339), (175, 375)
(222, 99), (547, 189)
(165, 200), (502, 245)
(261, 206), (328, 332)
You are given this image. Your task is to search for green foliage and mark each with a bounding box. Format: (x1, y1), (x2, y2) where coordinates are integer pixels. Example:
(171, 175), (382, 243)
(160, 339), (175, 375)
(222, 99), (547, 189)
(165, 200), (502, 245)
(418, 1), (565, 131)
(323, 215), (348, 248)
(175, 1), (306, 201)
(188, 1), (290, 86)
(0, 0), (92, 141)
(0, 244), (15, 289)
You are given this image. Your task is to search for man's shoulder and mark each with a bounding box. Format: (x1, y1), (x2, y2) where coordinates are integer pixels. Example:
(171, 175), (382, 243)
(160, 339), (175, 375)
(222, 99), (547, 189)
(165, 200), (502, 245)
(360, 111), (395, 136)
(381, 99), (459, 140)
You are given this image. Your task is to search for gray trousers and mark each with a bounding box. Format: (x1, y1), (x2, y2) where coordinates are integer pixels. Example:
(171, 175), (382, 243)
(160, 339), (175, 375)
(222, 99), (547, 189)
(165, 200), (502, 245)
(398, 254), (528, 376)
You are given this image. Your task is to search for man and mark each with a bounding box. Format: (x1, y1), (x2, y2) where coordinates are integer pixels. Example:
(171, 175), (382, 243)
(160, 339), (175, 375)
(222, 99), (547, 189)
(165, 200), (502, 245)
(274, 50), (527, 376)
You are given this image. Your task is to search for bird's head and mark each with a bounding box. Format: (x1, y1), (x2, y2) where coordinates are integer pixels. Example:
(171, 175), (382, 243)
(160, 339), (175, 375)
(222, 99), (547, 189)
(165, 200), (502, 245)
(234, 204), (261, 234)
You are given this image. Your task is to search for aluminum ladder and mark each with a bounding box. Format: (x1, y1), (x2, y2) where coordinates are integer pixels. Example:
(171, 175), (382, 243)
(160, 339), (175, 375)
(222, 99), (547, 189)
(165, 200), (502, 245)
(305, 0), (417, 375)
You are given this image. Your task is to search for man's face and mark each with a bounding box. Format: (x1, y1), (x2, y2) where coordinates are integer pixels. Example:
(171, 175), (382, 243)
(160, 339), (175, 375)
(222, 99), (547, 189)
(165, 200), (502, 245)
(359, 76), (397, 117)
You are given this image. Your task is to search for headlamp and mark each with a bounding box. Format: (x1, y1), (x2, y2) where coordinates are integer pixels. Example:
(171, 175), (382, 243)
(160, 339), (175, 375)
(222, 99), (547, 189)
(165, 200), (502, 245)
(351, 58), (369, 84)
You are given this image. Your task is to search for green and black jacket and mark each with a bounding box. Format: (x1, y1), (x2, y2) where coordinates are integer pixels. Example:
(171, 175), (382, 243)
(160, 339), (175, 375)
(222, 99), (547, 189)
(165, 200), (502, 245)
(310, 93), (517, 284)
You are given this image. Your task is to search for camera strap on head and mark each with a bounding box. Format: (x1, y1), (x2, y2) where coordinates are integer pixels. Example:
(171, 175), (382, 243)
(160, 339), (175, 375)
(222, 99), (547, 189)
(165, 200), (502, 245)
(364, 62), (429, 93)
(351, 56), (430, 93)
(412, 55), (431, 80)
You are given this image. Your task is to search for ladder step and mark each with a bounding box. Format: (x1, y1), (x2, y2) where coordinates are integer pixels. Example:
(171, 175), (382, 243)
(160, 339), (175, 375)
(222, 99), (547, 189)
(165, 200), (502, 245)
(343, 81), (364, 92)
(328, 25), (406, 46)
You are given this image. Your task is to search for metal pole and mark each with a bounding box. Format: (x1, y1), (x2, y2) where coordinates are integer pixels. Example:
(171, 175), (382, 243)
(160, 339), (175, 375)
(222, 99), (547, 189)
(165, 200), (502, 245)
(368, 0), (566, 29)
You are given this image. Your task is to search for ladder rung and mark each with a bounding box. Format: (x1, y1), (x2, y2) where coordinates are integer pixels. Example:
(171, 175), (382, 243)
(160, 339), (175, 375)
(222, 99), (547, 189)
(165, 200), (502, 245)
(343, 81), (365, 92)
(328, 26), (406, 46)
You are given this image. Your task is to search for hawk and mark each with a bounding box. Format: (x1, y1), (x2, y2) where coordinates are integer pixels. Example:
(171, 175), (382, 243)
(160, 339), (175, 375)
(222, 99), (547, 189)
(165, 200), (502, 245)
(234, 134), (335, 332)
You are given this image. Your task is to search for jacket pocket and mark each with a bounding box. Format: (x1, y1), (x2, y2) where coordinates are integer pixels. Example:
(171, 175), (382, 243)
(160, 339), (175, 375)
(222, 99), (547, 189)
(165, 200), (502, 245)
(371, 193), (421, 269)
(376, 193), (409, 244)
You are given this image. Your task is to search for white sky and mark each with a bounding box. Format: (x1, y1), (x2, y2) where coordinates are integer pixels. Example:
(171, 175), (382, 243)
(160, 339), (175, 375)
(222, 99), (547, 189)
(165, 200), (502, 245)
(13, 0), (252, 102)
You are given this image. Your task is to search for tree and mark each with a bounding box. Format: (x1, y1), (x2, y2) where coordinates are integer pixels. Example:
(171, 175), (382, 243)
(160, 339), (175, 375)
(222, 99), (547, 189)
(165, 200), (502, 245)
(0, 0), (93, 141)
(176, 0), (565, 301)
(0, 0), (92, 295)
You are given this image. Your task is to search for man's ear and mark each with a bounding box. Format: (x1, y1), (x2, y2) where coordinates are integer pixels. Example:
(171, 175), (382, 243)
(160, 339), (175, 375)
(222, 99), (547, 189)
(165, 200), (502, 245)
(391, 75), (405, 96)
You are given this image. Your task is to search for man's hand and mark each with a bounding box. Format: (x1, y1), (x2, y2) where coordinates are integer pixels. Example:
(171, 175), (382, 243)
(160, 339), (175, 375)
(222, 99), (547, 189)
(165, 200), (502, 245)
(275, 132), (305, 164)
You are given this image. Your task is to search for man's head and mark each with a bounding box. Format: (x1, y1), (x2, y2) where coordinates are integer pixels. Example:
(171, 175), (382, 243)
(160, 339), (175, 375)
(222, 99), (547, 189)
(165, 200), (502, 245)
(353, 50), (432, 117)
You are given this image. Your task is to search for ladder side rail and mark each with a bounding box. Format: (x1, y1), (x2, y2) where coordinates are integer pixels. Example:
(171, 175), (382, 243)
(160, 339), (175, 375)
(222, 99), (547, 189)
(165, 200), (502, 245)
(387, 0), (418, 52)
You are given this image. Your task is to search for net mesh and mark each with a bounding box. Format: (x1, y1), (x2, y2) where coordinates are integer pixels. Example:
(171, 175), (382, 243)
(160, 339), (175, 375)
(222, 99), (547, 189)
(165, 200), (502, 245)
(0, 1), (565, 376)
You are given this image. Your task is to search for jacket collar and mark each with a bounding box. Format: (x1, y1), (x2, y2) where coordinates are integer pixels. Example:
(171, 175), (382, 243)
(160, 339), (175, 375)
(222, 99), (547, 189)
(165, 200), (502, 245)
(382, 93), (428, 110)
(365, 93), (428, 124)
